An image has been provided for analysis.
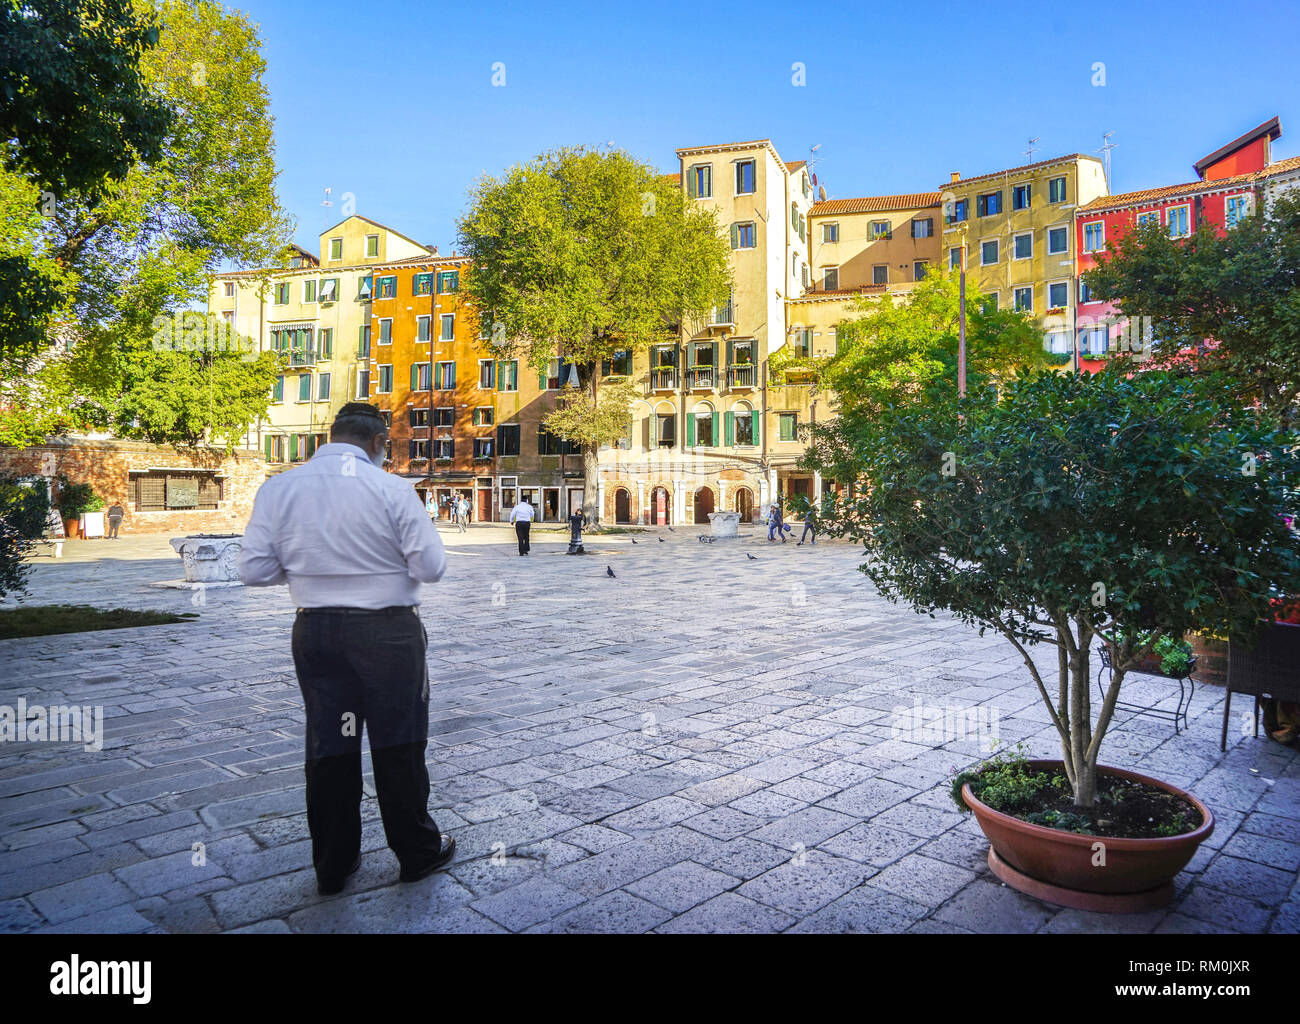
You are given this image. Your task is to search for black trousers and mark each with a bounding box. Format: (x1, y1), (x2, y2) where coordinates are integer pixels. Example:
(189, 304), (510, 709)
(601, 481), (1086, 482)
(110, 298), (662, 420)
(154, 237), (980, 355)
(107, 517), (121, 538)
(515, 521), (530, 554)
(291, 607), (443, 882)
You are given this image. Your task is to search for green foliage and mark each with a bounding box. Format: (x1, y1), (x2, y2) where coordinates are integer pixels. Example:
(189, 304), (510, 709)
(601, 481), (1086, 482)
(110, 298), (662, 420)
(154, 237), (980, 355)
(1114, 629), (1194, 677)
(0, 475), (51, 598)
(542, 378), (637, 452)
(1085, 193), (1300, 425)
(1024, 809), (1096, 834)
(55, 479), (98, 519)
(832, 370), (1300, 806)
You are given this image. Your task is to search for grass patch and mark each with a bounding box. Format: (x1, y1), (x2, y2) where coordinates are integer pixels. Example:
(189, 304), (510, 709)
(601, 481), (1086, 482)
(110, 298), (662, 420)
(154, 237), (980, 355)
(0, 604), (198, 639)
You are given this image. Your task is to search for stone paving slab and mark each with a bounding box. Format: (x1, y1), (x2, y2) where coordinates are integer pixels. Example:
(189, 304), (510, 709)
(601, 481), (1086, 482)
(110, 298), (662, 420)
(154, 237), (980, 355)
(1, 528), (1297, 933)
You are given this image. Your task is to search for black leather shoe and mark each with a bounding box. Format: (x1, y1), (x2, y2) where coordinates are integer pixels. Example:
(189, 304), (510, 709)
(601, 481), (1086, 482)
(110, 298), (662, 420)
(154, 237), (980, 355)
(317, 853), (361, 896)
(399, 836), (456, 883)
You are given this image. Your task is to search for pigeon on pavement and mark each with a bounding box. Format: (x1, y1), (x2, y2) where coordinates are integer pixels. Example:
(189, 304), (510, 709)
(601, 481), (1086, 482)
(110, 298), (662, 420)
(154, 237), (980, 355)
(746, 553), (757, 560)
(606, 566), (616, 578)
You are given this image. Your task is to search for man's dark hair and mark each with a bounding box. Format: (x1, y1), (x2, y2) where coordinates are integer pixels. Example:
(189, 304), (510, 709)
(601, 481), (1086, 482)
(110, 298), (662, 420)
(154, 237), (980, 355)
(332, 402), (388, 444)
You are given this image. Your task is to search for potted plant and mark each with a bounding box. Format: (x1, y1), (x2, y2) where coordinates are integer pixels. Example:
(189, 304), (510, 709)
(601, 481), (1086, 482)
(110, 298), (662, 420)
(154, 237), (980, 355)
(56, 481), (99, 539)
(812, 369), (1300, 911)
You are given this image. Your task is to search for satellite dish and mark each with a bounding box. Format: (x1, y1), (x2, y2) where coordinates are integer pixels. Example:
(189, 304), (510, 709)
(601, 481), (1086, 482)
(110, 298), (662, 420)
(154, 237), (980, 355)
(818, 185), (827, 201)
(812, 173), (817, 186)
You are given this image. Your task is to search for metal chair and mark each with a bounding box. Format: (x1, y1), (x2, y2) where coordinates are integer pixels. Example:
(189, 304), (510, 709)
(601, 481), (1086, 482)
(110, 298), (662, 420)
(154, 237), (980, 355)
(1219, 621), (1300, 750)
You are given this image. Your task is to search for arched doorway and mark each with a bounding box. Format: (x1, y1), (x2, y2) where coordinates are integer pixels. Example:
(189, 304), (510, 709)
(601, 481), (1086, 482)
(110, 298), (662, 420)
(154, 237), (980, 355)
(614, 488), (631, 524)
(693, 487), (714, 524)
(734, 486), (754, 523)
(650, 486), (671, 525)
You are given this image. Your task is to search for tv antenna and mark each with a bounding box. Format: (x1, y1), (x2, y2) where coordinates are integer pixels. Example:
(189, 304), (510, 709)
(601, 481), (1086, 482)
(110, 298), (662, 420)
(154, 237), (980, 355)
(1098, 132), (1116, 187)
(807, 143), (821, 178)
(1025, 137), (1040, 162)
(321, 186), (334, 208)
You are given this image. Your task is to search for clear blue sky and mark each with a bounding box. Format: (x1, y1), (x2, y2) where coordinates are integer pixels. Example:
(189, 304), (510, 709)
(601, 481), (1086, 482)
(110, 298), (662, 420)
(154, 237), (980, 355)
(233, 0), (1300, 255)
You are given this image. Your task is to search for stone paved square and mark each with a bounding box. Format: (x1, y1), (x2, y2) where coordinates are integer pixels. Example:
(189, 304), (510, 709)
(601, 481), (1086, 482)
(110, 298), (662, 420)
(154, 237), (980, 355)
(1, 528), (1297, 933)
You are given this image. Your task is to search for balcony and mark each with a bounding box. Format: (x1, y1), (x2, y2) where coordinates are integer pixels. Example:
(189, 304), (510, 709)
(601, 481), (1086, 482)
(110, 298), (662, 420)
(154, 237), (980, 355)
(287, 349), (316, 367)
(727, 364), (756, 389)
(650, 368), (677, 390)
(685, 367), (716, 390)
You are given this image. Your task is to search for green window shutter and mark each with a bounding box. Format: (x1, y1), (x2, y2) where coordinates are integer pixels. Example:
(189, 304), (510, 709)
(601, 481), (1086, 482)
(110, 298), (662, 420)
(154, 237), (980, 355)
(687, 168), (697, 198)
(730, 223), (739, 249)
(712, 412), (719, 446)
(642, 416), (651, 450)
(411, 364), (419, 391)
(686, 413), (695, 447)
(306, 435), (316, 457)
(711, 341), (718, 367)
(726, 338), (734, 365)
(435, 273), (442, 294)
(289, 434), (299, 461)
(497, 361), (505, 390)
(601, 356), (610, 376)
(264, 436), (273, 461)
(751, 410), (761, 447)
(724, 411), (734, 446)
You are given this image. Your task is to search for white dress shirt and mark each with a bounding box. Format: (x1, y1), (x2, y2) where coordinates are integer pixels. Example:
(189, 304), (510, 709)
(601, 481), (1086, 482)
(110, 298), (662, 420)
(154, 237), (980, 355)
(508, 501), (535, 523)
(238, 442), (447, 608)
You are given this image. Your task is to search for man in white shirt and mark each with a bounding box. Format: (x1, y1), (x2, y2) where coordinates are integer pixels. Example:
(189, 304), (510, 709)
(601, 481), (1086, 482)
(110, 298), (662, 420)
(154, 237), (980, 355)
(508, 496), (535, 555)
(238, 402), (455, 895)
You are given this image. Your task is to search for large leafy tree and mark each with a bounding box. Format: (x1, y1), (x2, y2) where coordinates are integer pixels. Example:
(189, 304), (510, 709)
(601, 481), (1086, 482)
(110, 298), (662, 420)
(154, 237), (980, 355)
(0, 0), (292, 449)
(819, 369), (1300, 807)
(1085, 192), (1300, 425)
(457, 146), (732, 522)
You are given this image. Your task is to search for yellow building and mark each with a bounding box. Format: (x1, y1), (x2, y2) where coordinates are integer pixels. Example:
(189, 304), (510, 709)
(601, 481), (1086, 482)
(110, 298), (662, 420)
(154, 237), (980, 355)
(938, 155), (1108, 353)
(208, 215), (430, 469)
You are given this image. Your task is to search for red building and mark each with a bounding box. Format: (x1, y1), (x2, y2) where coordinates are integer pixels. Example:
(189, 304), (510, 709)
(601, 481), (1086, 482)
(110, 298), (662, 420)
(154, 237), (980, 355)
(1075, 117), (1300, 369)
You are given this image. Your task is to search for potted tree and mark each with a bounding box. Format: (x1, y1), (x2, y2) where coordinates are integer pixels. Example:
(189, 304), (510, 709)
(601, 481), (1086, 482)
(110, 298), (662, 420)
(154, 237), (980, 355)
(56, 481), (99, 540)
(812, 369), (1300, 911)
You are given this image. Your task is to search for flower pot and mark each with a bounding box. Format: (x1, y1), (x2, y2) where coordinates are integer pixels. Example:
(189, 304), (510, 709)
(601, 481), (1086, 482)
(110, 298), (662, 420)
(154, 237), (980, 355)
(62, 518), (81, 539)
(1187, 634), (1227, 688)
(962, 760), (1213, 913)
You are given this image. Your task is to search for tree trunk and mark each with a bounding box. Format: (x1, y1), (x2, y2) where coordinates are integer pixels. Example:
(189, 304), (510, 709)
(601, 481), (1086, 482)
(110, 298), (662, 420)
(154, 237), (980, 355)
(582, 443), (600, 526)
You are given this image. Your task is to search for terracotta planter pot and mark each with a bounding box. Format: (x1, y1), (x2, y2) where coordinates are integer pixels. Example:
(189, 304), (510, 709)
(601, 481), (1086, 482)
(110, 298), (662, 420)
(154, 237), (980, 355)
(62, 518), (81, 539)
(1188, 634), (1228, 688)
(962, 760), (1213, 912)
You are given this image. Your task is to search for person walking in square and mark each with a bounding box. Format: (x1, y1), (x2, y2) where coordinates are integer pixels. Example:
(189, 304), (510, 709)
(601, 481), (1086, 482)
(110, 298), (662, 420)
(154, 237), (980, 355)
(509, 495), (534, 555)
(106, 502), (124, 539)
(767, 502), (789, 543)
(797, 502), (818, 546)
(238, 402), (455, 895)
(456, 494), (468, 533)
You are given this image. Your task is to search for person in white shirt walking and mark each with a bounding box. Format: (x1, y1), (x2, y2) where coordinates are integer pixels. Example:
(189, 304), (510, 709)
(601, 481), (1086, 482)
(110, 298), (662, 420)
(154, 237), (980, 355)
(238, 402), (455, 895)
(456, 494), (468, 533)
(509, 497), (535, 555)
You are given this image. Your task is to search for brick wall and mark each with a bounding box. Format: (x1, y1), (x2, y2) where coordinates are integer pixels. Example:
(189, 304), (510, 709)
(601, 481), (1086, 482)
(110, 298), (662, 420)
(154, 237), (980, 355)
(0, 437), (265, 535)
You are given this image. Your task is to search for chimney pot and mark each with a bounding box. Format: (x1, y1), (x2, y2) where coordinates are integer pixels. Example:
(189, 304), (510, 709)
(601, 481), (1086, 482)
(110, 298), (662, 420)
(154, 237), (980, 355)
(950, 171), (961, 184)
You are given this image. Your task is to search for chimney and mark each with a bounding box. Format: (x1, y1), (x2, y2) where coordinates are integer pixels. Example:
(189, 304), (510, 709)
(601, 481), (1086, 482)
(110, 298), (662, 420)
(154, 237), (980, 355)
(431, 245), (439, 255)
(950, 171), (961, 184)
(451, 250), (456, 258)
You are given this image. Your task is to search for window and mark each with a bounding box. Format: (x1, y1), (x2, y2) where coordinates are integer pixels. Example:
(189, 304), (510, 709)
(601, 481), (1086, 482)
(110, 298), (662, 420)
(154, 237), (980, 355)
(912, 218), (934, 238)
(870, 220), (891, 240)
(413, 273), (433, 295)
(358, 325), (371, 358)
(1047, 227), (1068, 254)
(274, 283), (289, 305)
(410, 408), (430, 428)
(440, 314), (454, 340)
(378, 319), (392, 345)
(1083, 221), (1105, 252)
(496, 359), (518, 392)
(691, 408), (715, 447)
(317, 328), (332, 358)
(1078, 278), (1093, 303)
(1048, 281), (1068, 308)
(376, 275), (397, 298)
(131, 471), (222, 511)
(297, 374), (311, 402)
(537, 427), (564, 455)
(365, 234), (378, 257)
(735, 159), (755, 195)
(731, 222), (756, 249)
(221, 310), (233, 323)
(1078, 326), (1107, 355)
(872, 264), (888, 285)
(1226, 194), (1251, 228)
(602, 350), (632, 376)
(1013, 232), (1032, 260)
(303, 279), (317, 303)
(730, 339), (754, 365)
(913, 261), (928, 281)
(1046, 331), (1069, 354)
(434, 406), (454, 428)
(417, 315), (430, 342)
(1012, 184), (1031, 210)
(1167, 205), (1190, 238)
(356, 369), (369, 398)
(272, 375), (283, 403)
(778, 412), (797, 442)
(377, 364), (393, 393)
(317, 372), (331, 400)
(1014, 287), (1033, 312)
(982, 293), (999, 312)
(713, 288), (734, 325)
(1048, 177), (1067, 203)
(734, 406), (755, 446)
(409, 439), (430, 461)
(949, 246), (962, 269)
(318, 278), (338, 302)
(981, 240), (999, 265)
(976, 191), (1002, 217)
(657, 413), (675, 447)
(802, 174), (811, 200)
(358, 274), (373, 301)
(497, 423), (520, 456)
(688, 163), (712, 199)
(1136, 211), (1159, 228)
(473, 437), (493, 459)
(223, 282), (235, 297)
(801, 263), (810, 289)
(822, 222), (839, 243)
(947, 197), (969, 223)
(433, 439), (453, 460)
(478, 359), (495, 388)
(822, 267), (839, 290)
(792, 328), (812, 358)
(472, 406), (494, 426)
(329, 237), (342, 260)
(435, 361), (455, 389)
(410, 362), (431, 392)
(436, 271), (459, 293)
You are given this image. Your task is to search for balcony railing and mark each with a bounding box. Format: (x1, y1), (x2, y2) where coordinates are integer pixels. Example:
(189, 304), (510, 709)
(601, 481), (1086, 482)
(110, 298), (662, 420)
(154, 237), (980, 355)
(650, 368), (676, 390)
(685, 367), (715, 390)
(727, 364), (756, 389)
(287, 349), (316, 367)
